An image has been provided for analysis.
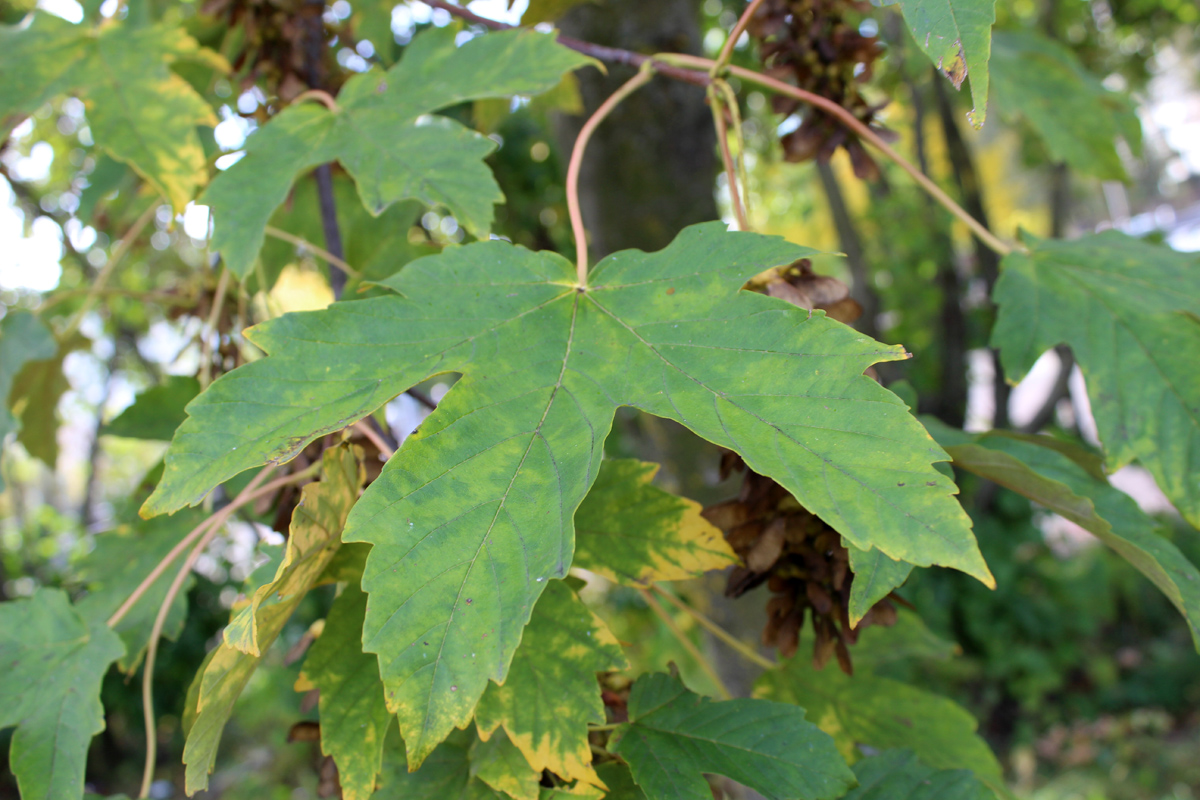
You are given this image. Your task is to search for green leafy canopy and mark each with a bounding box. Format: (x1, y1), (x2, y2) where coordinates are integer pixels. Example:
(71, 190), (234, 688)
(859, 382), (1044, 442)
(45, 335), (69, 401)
(201, 26), (594, 278)
(0, 13), (225, 211)
(990, 30), (1141, 180)
(146, 221), (991, 766)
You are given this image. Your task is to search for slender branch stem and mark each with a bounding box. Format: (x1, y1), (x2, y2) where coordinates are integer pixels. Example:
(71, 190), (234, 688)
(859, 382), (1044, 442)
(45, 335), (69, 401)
(354, 420), (396, 459)
(291, 88), (339, 111)
(423, 0), (1014, 257)
(136, 463), (280, 798)
(708, 85), (749, 230)
(199, 267), (231, 389)
(312, 164), (348, 299)
(639, 587), (732, 700)
(587, 722), (622, 732)
(263, 225), (360, 280)
(714, 79), (751, 221)
(60, 200), (158, 338)
(106, 463), (321, 629)
(714, 60), (1014, 256)
(651, 584), (777, 671)
(567, 66), (655, 285)
(712, 0), (766, 76)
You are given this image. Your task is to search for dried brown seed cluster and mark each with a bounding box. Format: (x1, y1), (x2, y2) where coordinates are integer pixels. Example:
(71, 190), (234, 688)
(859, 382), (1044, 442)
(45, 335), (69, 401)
(762, 257), (863, 323)
(703, 452), (902, 675)
(746, 0), (890, 179)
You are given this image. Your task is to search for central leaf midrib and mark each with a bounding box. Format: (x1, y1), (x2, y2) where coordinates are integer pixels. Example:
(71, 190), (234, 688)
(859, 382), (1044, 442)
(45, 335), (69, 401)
(417, 291), (581, 742)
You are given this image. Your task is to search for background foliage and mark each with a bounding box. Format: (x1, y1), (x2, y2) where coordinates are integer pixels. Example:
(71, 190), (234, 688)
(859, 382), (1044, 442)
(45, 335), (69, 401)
(1, 0), (1199, 799)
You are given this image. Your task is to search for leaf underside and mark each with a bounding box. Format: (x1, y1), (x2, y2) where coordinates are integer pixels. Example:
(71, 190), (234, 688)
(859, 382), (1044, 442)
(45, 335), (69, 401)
(931, 425), (1200, 650)
(991, 231), (1200, 528)
(183, 445), (360, 794)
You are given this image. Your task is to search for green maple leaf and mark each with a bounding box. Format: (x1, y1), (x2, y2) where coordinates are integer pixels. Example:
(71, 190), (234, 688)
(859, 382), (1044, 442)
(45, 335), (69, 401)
(200, 26), (593, 279)
(0, 13), (224, 211)
(144, 222), (989, 765)
(0, 310), (55, 489)
(990, 31), (1140, 180)
(609, 671), (855, 800)
(475, 579), (627, 787)
(299, 583), (391, 800)
(573, 459), (736, 585)
(926, 421), (1200, 649)
(881, 0), (995, 126)
(844, 750), (994, 800)
(471, 727), (542, 800)
(991, 231), (1200, 528)
(0, 588), (125, 800)
(183, 445), (359, 794)
(754, 647), (1004, 797)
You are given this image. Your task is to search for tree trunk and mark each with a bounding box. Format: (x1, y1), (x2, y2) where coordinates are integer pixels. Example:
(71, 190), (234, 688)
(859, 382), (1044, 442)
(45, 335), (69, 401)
(554, 0), (718, 259)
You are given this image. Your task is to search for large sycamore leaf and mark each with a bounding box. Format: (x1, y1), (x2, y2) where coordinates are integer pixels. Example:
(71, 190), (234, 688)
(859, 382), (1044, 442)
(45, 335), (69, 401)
(990, 31), (1140, 181)
(991, 231), (1200, 527)
(927, 423), (1200, 650)
(754, 651), (1004, 797)
(573, 459), (736, 585)
(183, 445), (359, 794)
(609, 672), (855, 800)
(844, 750), (994, 800)
(299, 584), (390, 800)
(76, 504), (207, 673)
(475, 579), (628, 787)
(880, 0), (995, 126)
(201, 26), (593, 279)
(0, 13), (223, 211)
(0, 310), (55, 487)
(146, 222), (989, 764)
(0, 588), (124, 800)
